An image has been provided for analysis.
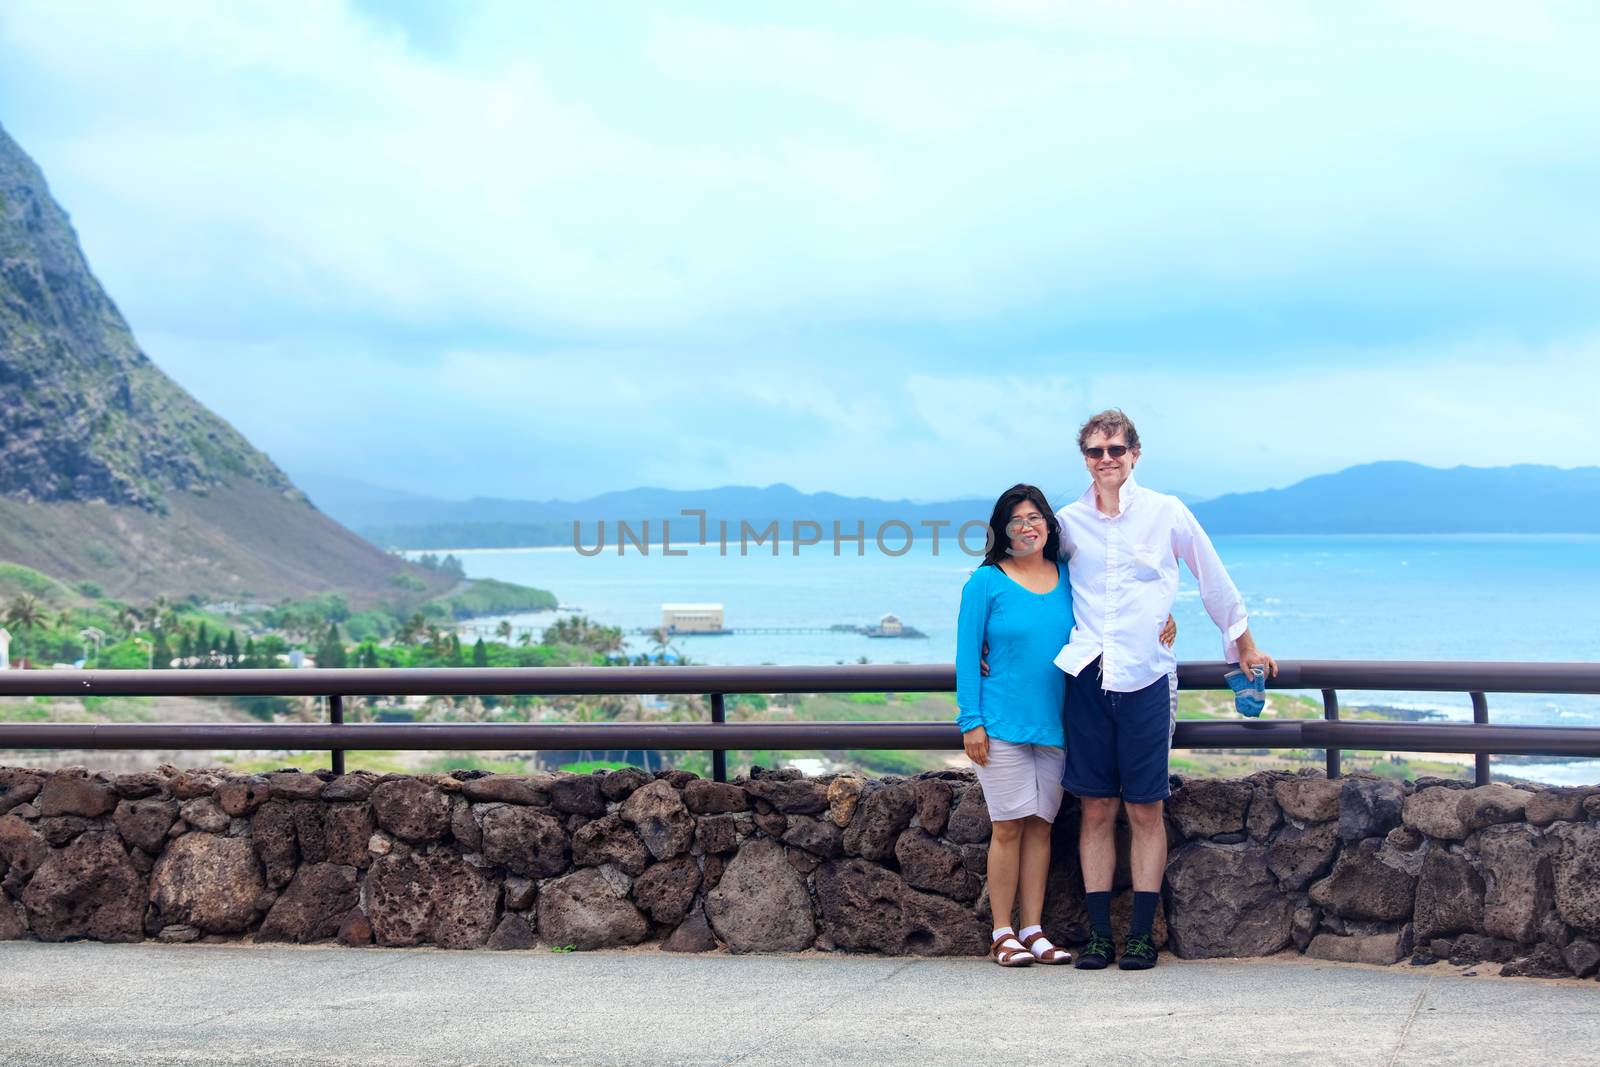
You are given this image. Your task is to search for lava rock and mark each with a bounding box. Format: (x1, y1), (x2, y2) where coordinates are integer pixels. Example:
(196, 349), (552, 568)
(486, 913), (537, 950)
(0, 813), (50, 882)
(781, 814), (844, 858)
(20, 832), (145, 943)
(1339, 777), (1404, 843)
(826, 777), (864, 827)
(369, 779), (451, 845)
(257, 863), (360, 943)
(1477, 824), (1556, 943)
(1413, 847), (1485, 940)
(619, 780), (694, 861)
(461, 774), (548, 806)
(1523, 788), (1596, 827)
(1273, 777), (1342, 824)
(148, 832), (265, 934)
(1165, 841), (1293, 958)
(815, 856), (986, 956)
(1550, 822), (1600, 937)
(913, 779), (952, 837)
(704, 839), (816, 953)
(325, 803), (377, 867)
(0, 769), (45, 816)
(38, 773), (117, 819)
(572, 814), (650, 876)
(551, 775), (607, 818)
(480, 806), (570, 878)
(743, 777), (829, 815)
(179, 797), (229, 834)
(266, 772), (326, 802)
(112, 799), (179, 855)
(1266, 820), (1341, 891)
(662, 904), (719, 952)
(321, 772), (378, 802)
(1168, 777), (1251, 839)
(944, 785), (992, 845)
(1306, 926), (1413, 965)
(695, 813), (739, 856)
(215, 778), (271, 817)
(111, 772), (167, 800)
(682, 779), (748, 815)
(894, 828), (980, 902)
(537, 867), (650, 950)
(599, 767), (651, 801)
(842, 782), (917, 861)
(367, 851), (499, 949)
(631, 855), (702, 926)
(1309, 839), (1417, 922)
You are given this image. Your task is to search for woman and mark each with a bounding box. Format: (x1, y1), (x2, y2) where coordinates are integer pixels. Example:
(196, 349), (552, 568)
(956, 484), (1174, 967)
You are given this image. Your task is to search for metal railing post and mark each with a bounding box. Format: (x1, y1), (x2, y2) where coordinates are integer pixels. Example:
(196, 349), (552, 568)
(329, 694), (345, 776)
(1471, 692), (1490, 785)
(1321, 689), (1340, 779)
(710, 692), (727, 782)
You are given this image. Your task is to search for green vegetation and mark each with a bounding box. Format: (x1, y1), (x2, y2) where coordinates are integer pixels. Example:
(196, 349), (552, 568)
(432, 578), (557, 619)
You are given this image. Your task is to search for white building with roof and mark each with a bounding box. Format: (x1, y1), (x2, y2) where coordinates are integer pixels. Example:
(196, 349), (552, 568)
(660, 603), (725, 633)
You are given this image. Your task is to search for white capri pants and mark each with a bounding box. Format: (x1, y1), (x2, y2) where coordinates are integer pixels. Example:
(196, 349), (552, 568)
(972, 738), (1066, 822)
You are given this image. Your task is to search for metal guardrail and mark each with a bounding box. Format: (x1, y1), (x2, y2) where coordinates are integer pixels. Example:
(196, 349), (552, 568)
(2, 661), (1599, 785)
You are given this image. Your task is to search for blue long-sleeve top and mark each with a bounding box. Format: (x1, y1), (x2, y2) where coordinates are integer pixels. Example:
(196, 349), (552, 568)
(955, 560), (1074, 746)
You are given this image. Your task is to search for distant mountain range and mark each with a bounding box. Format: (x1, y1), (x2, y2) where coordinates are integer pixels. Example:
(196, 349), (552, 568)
(1191, 461), (1600, 534)
(301, 461), (1600, 550)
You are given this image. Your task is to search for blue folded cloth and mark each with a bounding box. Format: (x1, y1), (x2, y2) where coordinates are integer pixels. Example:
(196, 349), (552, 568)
(1224, 666), (1266, 717)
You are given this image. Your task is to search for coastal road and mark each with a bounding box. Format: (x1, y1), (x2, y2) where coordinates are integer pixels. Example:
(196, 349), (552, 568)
(1, 942), (1596, 1065)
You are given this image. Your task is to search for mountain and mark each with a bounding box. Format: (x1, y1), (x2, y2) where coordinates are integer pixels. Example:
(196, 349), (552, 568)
(309, 462), (1600, 549)
(0, 123), (449, 604)
(1191, 462), (1600, 534)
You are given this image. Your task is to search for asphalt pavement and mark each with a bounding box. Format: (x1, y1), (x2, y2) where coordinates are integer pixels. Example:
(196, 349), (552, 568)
(1, 942), (1596, 1066)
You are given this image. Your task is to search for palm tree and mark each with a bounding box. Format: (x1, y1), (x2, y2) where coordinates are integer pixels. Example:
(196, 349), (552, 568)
(116, 603), (147, 635)
(4, 595), (45, 658)
(495, 619), (513, 644)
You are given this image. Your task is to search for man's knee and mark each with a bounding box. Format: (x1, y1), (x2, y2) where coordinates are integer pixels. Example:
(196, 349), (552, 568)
(1080, 796), (1120, 830)
(1124, 799), (1164, 833)
(991, 818), (1026, 844)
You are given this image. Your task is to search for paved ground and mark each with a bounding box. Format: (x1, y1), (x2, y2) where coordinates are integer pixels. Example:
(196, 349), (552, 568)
(1, 942), (1596, 1066)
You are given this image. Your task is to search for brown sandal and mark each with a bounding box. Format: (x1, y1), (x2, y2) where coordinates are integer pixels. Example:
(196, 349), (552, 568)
(1021, 931), (1072, 964)
(990, 933), (1035, 967)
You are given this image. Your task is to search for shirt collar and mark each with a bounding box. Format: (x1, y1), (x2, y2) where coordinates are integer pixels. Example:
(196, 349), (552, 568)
(1080, 473), (1142, 519)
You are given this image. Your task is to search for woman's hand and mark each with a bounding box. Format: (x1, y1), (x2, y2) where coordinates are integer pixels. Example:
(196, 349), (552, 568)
(1160, 615), (1177, 648)
(963, 725), (990, 766)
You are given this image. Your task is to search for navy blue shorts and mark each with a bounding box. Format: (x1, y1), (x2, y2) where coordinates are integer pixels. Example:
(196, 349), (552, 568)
(1061, 659), (1175, 804)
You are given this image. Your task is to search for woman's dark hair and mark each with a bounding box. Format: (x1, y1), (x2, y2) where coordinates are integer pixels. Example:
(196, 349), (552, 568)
(980, 484), (1060, 568)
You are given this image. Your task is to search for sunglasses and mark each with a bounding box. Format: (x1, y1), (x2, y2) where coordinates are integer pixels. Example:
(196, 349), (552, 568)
(1082, 445), (1130, 459)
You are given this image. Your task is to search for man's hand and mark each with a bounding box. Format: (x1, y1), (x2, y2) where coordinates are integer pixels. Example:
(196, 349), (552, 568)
(979, 642), (989, 677)
(1235, 630), (1278, 678)
(963, 725), (990, 766)
(1160, 615), (1177, 648)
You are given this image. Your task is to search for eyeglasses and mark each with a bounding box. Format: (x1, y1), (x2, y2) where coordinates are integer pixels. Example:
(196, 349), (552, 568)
(1082, 445), (1130, 459)
(1005, 513), (1047, 534)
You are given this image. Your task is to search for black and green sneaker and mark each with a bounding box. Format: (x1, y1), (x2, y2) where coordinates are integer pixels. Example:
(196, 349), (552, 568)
(1075, 933), (1114, 970)
(1118, 933), (1159, 970)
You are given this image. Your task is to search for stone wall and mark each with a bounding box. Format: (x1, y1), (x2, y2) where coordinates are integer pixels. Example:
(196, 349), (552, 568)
(1, 764), (1597, 979)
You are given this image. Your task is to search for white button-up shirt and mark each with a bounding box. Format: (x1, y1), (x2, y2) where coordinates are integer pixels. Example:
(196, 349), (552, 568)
(1052, 474), (1249, 692)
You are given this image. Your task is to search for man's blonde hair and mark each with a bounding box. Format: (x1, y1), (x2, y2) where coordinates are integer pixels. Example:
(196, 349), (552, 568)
(1076, 409), (1140, 453)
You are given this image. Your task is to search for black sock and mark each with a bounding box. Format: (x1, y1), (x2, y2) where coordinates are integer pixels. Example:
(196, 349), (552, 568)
(1085, 891), (1112, 939)
(1131, 891), (1160, 938)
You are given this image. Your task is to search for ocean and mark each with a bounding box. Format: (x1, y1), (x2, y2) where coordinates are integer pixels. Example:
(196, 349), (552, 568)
(432, 534), (1600, 785)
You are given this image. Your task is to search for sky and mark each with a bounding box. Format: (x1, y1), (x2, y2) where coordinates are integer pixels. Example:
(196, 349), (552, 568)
(2, 0), (1599, 503)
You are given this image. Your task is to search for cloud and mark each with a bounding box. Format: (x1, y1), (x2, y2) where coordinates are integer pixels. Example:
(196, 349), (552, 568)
(3, 1), (1599, 502)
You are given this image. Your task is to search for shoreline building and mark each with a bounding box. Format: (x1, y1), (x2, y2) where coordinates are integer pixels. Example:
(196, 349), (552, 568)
(660, 603), (725, 634)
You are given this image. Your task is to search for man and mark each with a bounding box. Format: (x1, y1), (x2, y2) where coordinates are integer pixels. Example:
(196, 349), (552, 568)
(1054, 408), (1276, 971)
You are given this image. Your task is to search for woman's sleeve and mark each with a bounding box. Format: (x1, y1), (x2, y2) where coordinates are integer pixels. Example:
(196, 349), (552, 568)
(955, 568), (987, 733)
